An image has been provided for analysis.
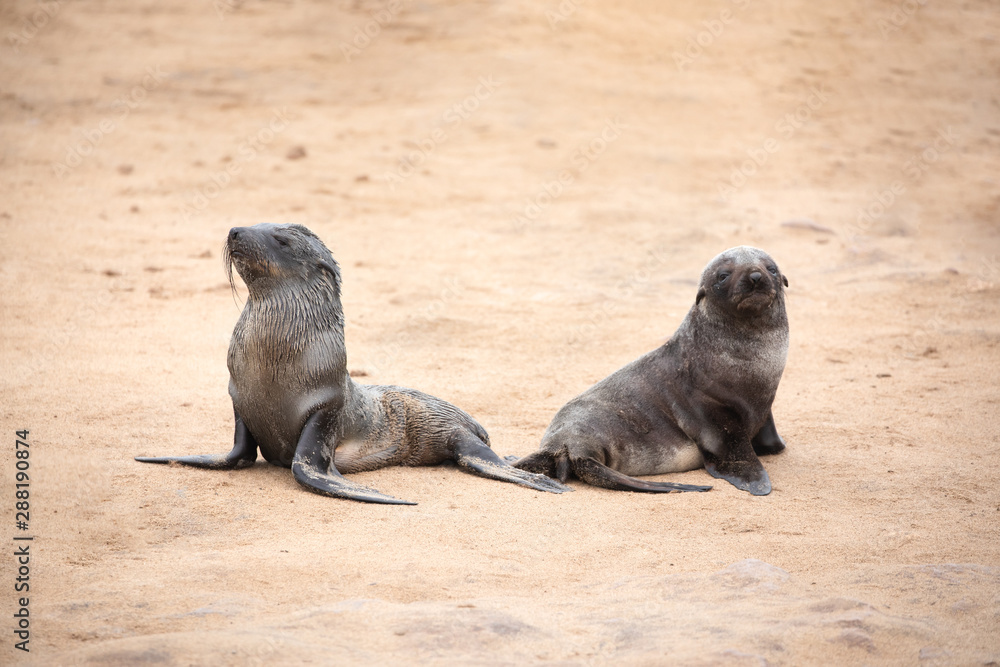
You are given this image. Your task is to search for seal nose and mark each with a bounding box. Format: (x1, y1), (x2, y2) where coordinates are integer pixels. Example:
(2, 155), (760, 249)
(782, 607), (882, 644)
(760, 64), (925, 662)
(229, 227), (242, 243)
(749, 271), (762, 284)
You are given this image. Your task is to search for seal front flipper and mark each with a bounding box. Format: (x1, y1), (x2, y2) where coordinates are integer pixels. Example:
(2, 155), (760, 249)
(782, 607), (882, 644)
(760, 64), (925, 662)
(454, 435), (572, 493)
(751, 411), (786, 456)
(135, 409), (259, 470)
(292, 409), (416, 505)
(700, 438), (771, 496)
(703, 458), (771, 496)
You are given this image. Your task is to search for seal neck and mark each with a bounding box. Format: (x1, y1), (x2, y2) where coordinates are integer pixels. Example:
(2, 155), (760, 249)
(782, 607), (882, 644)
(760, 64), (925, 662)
(696, 296), (787, 334)
(239, 279), (346, 348)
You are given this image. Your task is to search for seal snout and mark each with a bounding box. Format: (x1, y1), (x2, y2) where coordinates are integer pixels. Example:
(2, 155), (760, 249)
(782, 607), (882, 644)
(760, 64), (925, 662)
(227, 228), (245, 258)
(224, 225), (274, 288)
(227, 226), (253, 255)
(742, 267), (773, 295)
(725, 258), (782, 316)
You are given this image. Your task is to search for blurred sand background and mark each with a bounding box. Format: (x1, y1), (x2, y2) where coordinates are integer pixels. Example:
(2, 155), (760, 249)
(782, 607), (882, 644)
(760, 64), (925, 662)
(1, 0), (999, 664)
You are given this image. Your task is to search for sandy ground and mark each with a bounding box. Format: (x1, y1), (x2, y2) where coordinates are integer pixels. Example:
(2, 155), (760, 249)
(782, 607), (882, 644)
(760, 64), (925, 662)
(1, 0), (999, 664)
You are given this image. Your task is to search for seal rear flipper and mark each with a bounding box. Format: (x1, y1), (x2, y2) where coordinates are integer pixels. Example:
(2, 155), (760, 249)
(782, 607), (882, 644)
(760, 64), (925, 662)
(511, 450), (557, 477)
(455, 436), (571, 493)
(571, 456), (712, 493)
(703, 456), (771, 496)
(135, 409), (259, 470)
(293, 410), (416, 505)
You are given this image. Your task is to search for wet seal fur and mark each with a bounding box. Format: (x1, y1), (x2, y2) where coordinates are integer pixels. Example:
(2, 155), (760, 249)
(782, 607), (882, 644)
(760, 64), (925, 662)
(137, 223), (568, 504)
(514, 246), (789, 496)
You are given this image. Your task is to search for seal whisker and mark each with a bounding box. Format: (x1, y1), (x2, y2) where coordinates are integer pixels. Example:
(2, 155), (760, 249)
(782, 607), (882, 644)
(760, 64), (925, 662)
(222, 239), (244, 309)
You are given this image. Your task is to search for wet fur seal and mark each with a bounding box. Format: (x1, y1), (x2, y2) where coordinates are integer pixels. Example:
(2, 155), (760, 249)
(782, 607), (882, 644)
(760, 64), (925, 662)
(137, 223), (568, 504)
(514, 246), (789, 496)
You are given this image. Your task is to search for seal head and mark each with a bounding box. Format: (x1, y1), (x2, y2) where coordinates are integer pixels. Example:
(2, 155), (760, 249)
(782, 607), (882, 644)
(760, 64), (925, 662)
(224, 223), (340, 300)
(698, 245), (788, 319)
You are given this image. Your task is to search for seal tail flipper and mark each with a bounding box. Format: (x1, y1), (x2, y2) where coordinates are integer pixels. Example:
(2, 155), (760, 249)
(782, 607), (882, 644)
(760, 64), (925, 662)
(571, 456), (711, 493)
(455, 436), (571, 494)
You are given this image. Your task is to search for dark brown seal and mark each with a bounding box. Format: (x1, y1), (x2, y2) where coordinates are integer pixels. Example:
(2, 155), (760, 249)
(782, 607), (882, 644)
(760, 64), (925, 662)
(514, 245), (789, 495)
(137, 223), (568, 504)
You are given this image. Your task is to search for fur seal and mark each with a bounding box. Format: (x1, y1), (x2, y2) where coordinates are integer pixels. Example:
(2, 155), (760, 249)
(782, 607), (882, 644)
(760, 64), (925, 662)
(514, 245), (789, 496)
(137, 223), (568, 504)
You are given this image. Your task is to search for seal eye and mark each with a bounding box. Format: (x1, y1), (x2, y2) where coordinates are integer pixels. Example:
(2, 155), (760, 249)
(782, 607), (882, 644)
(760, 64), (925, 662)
(767, 266), (778, 275)
(717, 272), (730, 283)
(275, 236), (289, 248)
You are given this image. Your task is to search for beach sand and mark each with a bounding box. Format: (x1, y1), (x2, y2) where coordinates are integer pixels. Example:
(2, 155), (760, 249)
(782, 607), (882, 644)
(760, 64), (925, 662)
(1, 1), (998, 664)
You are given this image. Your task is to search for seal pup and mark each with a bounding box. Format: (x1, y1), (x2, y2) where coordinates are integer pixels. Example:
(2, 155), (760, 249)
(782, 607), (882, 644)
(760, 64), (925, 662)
(137, 223), (568, 504)
(514, 246), (789, 496)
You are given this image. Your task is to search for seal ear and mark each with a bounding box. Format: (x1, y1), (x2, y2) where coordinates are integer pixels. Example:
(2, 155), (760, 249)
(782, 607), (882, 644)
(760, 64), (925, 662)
(696, 287), (706, 305)
(782, 275), (789, 287)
